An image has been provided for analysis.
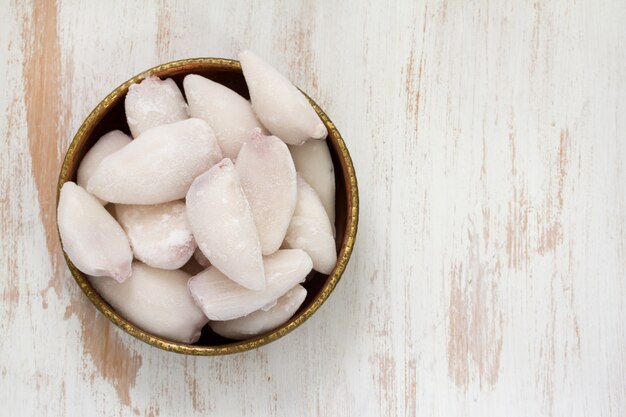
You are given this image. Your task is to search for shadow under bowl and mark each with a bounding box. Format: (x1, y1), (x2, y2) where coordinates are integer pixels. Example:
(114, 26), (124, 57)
(57, 58), (359, 355)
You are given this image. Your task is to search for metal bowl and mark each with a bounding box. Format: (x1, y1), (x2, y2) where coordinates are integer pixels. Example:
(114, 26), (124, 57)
(57, 58), (358, 355)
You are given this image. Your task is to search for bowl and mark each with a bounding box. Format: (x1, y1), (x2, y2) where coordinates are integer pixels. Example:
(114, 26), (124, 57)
(57, 58), (359, 355)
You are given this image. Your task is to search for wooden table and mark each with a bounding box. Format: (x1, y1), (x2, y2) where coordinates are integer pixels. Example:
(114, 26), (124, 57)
(2, 1), (625, 416)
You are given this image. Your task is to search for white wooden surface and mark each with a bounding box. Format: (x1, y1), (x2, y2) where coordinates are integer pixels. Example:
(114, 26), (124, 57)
(1, 1), (625, 416)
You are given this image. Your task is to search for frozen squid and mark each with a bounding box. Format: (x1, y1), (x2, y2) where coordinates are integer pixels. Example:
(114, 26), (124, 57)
(57, 182), (132, 282)
(186, 158), (265, 290)
(125, 76), (189, 137)
(115, 201), (196, 270)
(284, 175), (337, 274)
(239, 50), (327, 145)
(183, 74), (266, 159)
(188, 249), (312, 321)
(210, 285), (307, 340)
(289, 140), (335, 225)
(235, 131), (297, 255)
(89, 262), (208, 343)
(87, 118), (222, 204)
(77, 130), (131, 204)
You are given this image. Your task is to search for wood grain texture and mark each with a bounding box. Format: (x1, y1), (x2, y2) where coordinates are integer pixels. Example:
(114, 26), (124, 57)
(1, 0), (625, 416)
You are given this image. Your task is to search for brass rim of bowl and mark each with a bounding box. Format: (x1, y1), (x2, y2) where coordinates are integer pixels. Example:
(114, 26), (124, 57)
(57, 57), (359, 355)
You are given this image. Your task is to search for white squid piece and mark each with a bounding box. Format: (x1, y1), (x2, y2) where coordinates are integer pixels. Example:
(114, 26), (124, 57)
(284, 175), (337, 274)
(57, 182), (132, 282)
(183, 74), (266, 159)
(210, 285), (307, 340)
(124, 76), (189, 137)
(239, 50), (327, 145)
(235, 130), (297, 255)
(87, 118), (222, 204)
(188, 249), (312, 321)
(186, 158), (265, 290)
(89, 262), (208, 344)
(77, 130), (131, 204)
(289, 140), (336, 225)
(115, 201), (196, 270)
